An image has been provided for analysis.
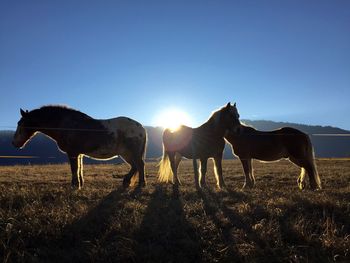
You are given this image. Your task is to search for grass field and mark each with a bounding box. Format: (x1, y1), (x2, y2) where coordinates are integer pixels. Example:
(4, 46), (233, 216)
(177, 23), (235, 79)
(1, 159), (350, 262)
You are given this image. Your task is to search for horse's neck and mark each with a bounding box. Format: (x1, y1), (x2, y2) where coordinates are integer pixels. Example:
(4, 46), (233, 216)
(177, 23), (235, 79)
(239, 123), (256, 134)
(35, 118), (62, 140)
(34, 111), (71, 139)
(198, 117), (225, 137)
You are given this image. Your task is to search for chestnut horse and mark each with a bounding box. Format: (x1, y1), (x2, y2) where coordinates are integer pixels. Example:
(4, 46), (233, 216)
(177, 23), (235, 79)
(12, 106), (147, 189)
(158, 103), (240, 189)
(225, 114), (322, 190)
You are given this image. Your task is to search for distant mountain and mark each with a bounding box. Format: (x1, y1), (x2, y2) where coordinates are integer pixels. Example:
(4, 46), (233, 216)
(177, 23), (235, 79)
(1, 120), (349, 165)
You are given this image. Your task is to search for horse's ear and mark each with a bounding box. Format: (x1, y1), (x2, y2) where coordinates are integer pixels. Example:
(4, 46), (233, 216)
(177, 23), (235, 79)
(226, 102), (231, 109)
(233, 102), (236, 107)
(20, 108), (26, 117)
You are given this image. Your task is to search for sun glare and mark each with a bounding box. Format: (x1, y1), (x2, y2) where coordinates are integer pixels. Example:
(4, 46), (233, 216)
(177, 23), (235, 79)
(154, 108), (193, 131)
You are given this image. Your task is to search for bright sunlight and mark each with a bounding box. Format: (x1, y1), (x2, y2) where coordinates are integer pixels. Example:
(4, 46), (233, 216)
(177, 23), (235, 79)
(154, 108), (193, 131)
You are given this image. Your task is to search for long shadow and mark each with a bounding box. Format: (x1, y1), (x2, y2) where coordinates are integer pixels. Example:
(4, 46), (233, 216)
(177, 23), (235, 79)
(133, 184), (202, 262)
(37, 186), (135, 262)
(278, 194), (350, 262)
(197, 187), (271, 261)
(209, 188), (339, 261)
(196, 188), (240, 260)
(207, 188), (350, 262)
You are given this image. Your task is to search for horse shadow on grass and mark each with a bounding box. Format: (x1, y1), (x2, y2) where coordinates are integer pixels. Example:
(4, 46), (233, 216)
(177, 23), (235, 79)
(133, 184), (202, 262)
(196, 188), (270, 261)
(279, 194), (350, 262)
(200, 188), (350, 262)
(38, 186), (141, 262)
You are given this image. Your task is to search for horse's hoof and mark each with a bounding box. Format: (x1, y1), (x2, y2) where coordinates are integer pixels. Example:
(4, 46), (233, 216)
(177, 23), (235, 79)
(218, 185), (227, 191)
(71, 179), (81, 189)
(123, 179), (130, 188)
(173, 180), (182, 186)
(138, 181), (146, 188)
(298, 181), (306, 190)
(309, 185), (319, 191)
(242, 182), (254, 190)
(71, 184), (81, 190)
(200, 182), (208, 188)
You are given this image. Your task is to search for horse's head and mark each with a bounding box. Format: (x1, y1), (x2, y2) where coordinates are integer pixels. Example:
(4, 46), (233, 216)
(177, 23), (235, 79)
(213, 102), (241, 134)
(12, 109), (37, 149)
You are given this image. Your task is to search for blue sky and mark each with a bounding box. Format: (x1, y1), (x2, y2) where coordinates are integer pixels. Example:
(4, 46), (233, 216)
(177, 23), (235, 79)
(1, 1), (349, 130)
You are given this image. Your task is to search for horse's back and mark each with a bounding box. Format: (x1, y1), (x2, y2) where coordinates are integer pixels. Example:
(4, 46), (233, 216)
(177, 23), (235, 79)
(162, 124), (226, 158)
(277, 127), (311, 157)
(226, 126), (284, 159)
(162, 125), (193, 155)
(102, 117), (146, 139)
(102, 116), (147, 152)
(81, 117), (146, 159)
(226, 126), (311, 161)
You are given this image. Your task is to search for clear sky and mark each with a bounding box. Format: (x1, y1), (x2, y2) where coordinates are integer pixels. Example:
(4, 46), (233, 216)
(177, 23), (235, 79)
(1, 1), (349, 130)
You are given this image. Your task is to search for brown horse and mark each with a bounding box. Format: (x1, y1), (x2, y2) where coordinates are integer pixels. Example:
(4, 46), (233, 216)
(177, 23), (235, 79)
(225, 117), (322, 190)
(12, 106), (147, 189)
(158, 103), (240, 189)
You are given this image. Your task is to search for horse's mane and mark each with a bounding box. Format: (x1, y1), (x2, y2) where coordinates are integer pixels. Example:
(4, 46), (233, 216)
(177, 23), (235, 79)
(30, 105), (93, 119)
(206, 105), (226, 123)
(40, 104), (70, 109)
(195, 105), (227, 129)
(39, 104), (77, 112)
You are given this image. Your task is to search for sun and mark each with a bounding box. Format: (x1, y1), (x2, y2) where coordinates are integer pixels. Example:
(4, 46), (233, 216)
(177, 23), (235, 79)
(154, 108), (193, 131)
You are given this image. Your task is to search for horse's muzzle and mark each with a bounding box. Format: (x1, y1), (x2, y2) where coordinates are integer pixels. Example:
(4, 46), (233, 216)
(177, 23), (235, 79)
(12, 140), (20, 149)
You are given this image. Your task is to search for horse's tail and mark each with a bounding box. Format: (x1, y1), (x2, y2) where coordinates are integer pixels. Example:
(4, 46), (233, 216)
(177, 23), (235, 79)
(158, 142), (174, 183)
(158, 150), (174, 183)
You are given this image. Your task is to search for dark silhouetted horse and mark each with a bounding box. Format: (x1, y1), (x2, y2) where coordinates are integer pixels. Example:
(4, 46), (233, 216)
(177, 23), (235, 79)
(12, 106), (147, 189)
(158, 103), (240, 189)
(225, 111), (322, 190)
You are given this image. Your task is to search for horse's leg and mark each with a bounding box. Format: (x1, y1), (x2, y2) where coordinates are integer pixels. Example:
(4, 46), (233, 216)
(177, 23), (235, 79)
(68, 155), (80, 189)
(303, 161), (320, 190)
(169, 153), (181, 185)
(78, 155), (84, 188)
(248, 158), (255, 187)
(136, 158), (146, 187)
(289, 156), (306, 189)
(174, 152), (182, 173)
(297, 167), (306, 190)
(123, 164), (137, 188)
(289, 156), (319, 190)
(241, 158), (254, 189)
(193, 158), (200, 189)
(135, 136), (147, 187)
(119, 150), (138, 187)
(213, 155), (225, 189)
(199, 158), (208, 188)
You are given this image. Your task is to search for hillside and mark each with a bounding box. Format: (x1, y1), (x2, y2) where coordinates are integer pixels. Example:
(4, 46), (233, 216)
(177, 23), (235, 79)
(1, 120), (350, 165)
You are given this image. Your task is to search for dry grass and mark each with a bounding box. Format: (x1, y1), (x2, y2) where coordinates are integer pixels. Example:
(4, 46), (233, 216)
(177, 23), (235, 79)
(1, 159), (350, 262)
